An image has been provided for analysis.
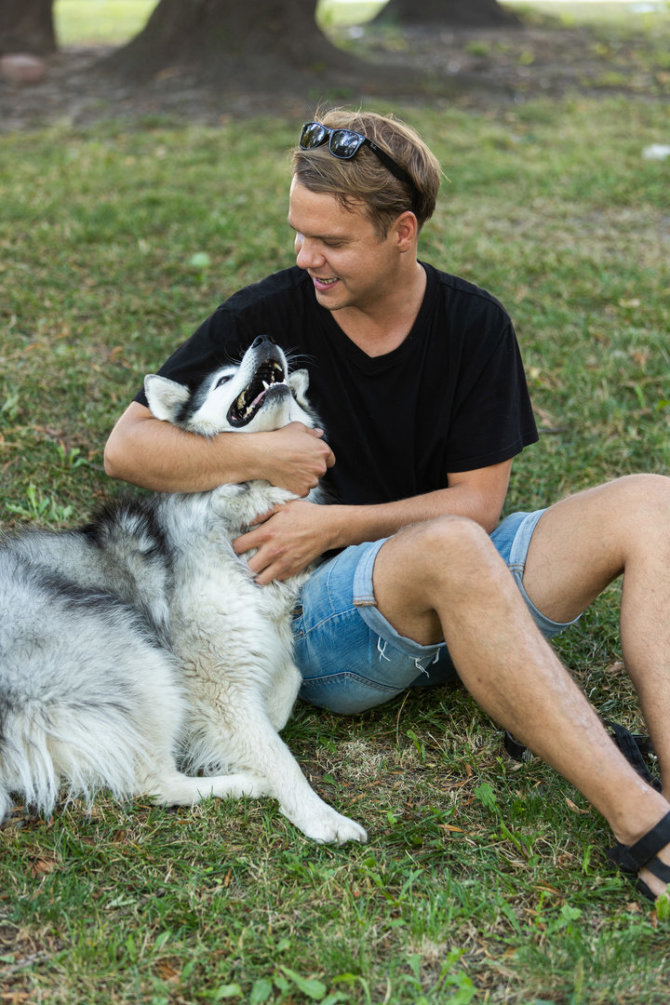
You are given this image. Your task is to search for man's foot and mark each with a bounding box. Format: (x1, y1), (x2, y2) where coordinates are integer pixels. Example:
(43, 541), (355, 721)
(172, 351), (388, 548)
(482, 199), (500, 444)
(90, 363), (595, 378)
(608, 810), (670, 901)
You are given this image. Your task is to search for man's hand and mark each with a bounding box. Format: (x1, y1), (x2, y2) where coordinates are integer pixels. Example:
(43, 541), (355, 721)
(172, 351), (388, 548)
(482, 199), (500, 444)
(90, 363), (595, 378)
(233, 499), (337, 584)
(260, 423), (335, 498)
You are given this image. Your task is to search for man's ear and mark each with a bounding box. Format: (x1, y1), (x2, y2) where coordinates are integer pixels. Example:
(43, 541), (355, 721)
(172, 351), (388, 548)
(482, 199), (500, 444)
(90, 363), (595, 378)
(393, 210), (419, 251)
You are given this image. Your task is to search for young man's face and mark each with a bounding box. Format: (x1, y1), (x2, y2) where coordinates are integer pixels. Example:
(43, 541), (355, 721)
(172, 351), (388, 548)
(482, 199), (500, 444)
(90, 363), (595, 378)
(288, 177), (405, 314)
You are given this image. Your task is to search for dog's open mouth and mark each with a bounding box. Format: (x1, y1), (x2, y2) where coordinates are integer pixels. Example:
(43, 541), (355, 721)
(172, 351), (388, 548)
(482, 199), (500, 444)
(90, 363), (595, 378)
(227, 358), (288, 427)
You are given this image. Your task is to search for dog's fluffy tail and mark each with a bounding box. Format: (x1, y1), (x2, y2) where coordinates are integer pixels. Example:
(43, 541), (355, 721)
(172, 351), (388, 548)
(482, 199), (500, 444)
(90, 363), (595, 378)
(0, 573), (188, 822)
(0, 701), (162, 820)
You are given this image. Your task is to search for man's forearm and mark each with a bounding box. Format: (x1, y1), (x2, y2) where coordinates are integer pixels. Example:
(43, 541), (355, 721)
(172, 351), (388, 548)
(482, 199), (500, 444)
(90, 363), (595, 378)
(104, 402), (335, 496)
(324, 460), (512, 550)
(104, 405), (262, 492)
(236, 470), (510, 585)
(324, 486), (503, 554)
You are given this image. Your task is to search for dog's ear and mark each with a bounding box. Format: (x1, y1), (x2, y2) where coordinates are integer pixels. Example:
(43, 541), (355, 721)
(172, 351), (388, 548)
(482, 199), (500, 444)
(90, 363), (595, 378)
(288, 368), (310, 409)
(144, 374), (190, 423)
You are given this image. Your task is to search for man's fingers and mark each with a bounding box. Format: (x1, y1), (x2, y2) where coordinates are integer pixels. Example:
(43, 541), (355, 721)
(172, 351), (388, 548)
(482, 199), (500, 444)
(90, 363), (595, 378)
(310, 427), (336, 468)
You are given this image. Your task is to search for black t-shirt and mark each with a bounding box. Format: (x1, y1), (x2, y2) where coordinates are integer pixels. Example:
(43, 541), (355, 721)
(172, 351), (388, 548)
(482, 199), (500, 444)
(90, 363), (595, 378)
(135, 263), (538, 506)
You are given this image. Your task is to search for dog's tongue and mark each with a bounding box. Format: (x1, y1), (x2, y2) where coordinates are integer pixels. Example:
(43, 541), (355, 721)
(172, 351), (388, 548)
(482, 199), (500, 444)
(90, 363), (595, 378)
(249, 388), (267, 412)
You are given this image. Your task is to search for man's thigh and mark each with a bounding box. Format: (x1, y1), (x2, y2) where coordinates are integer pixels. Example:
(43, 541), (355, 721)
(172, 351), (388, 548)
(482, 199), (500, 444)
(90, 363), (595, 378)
(293, 539), (457, 714)
(521, 475), (670, 624)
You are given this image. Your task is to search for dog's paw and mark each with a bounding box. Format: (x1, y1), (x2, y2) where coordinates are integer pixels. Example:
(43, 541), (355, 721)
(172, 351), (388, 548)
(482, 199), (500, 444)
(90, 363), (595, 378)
(292, 805), (367, 845)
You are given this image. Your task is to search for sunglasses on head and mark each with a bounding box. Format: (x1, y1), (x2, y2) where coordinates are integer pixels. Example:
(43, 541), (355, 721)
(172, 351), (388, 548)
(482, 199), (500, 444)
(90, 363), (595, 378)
(299, 121), (419, 212)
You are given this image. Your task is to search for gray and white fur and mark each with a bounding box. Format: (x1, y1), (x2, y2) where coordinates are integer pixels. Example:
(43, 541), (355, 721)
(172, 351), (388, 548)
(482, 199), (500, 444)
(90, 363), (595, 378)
(0, 335), (366, 844)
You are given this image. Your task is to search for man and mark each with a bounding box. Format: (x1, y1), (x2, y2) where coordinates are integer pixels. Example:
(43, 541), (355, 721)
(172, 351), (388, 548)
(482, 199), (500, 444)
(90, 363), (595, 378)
(104, 109), (670, 901)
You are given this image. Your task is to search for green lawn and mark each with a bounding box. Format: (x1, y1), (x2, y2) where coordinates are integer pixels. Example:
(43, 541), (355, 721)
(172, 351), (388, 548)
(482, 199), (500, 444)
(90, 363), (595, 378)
(52, 0), (669, 45)
(52, 0), (387, 45)
(54, 0), (156, 45)
(2, 6), (670, 1005)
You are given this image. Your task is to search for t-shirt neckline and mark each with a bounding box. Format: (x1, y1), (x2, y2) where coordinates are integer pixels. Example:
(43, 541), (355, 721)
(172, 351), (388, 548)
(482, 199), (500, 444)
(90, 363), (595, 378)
(311, 262), (437, 373)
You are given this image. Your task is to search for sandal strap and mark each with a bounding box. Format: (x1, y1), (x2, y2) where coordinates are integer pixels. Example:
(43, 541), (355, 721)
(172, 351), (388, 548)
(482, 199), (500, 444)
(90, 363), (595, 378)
(607, 842), (637, 874)
(635, 857), (670, 902)
(637, 877), (656, 901)
(645, 855), (670, 885)
(626, 810), (670, 870)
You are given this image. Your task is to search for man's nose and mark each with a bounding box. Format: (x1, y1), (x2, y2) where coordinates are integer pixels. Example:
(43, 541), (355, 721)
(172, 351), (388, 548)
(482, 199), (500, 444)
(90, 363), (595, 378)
(295, 236), (324, 270)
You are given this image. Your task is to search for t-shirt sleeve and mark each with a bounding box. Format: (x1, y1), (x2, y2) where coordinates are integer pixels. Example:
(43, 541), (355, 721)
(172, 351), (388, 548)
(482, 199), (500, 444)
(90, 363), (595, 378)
(132, 269), (307, 409)
(133, 306), (250, 408)
(444, 316), (538, 473)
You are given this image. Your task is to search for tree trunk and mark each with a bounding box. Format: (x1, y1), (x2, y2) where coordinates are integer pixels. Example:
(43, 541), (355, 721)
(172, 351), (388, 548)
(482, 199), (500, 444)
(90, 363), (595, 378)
(103, 0), (355, 86)
(0, 0), (57, 55)
(373, 0), (521, 28)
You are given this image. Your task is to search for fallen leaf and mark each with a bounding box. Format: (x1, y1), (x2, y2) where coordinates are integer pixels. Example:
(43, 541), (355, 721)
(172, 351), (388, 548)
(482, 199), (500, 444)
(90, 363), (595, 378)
(565, 797), (590, 815)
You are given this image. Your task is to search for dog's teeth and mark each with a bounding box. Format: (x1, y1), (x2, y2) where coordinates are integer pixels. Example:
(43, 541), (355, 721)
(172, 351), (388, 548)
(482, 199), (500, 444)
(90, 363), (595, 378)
(262, 381), (269, 391)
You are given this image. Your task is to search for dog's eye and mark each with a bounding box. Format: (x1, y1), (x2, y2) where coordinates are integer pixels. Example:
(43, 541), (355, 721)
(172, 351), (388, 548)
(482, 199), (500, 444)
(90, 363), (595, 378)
(215, 375), (232, 388)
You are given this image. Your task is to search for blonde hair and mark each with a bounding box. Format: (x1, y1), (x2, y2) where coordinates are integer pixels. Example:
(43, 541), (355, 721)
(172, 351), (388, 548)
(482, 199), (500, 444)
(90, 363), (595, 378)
(291, 108), (441, 237)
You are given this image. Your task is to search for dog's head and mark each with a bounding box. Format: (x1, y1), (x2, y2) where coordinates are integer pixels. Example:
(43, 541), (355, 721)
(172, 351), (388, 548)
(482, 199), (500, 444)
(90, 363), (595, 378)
(144, 336), (317, 436)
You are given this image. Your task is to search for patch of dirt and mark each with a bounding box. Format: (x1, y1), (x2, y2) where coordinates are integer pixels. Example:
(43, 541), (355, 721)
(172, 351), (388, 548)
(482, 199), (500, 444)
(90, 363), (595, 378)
(0, 16), (666, 133)
(351, 18), (669, 103)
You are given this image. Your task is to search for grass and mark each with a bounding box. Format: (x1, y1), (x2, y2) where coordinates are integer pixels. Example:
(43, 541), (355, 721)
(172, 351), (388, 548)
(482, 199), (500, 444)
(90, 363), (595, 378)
(54, 0), (156, 45)
(52, 0), (670, 45)
(511, 1), (669, 26)
(52, 0), (388, 46)
(2, 5), (670, 1005)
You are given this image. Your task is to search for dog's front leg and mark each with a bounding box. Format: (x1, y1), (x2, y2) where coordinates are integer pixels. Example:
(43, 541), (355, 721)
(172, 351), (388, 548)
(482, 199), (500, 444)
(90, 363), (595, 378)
(251, 721), (368, 845)
(199, 698), (367, 845)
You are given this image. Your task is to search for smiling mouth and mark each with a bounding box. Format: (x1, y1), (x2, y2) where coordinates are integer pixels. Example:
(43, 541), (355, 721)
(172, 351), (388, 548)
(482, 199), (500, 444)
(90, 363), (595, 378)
(227, 358), (287, 427)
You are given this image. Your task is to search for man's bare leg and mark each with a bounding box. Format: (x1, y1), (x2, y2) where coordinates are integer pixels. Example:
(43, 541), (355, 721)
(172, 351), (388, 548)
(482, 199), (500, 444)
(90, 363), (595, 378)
(522, 474), (670, 796)
(371, 482), (670, 897)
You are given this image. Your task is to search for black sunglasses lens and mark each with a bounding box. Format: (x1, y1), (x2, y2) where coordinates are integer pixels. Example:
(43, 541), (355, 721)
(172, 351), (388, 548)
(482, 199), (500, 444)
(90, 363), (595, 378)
(300, 122), (328, 149)
(329, 129), (364, 160)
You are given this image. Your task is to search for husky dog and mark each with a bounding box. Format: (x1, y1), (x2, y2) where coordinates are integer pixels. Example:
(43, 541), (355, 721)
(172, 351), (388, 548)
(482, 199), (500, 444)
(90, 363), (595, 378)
(0, 336), (366, 845)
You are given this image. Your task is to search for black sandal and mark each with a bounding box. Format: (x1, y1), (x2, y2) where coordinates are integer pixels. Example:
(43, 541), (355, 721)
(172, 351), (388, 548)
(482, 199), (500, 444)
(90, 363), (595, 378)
(607, 809), (670, 901)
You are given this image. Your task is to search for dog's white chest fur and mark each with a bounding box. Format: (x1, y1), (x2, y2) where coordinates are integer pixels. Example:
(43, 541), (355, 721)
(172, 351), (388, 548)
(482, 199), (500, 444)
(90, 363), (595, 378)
(162, 483), (303, 735)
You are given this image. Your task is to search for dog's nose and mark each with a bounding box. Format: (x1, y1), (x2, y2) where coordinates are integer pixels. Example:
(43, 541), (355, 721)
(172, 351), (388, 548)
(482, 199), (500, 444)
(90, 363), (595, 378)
(251, 335), (275, 349)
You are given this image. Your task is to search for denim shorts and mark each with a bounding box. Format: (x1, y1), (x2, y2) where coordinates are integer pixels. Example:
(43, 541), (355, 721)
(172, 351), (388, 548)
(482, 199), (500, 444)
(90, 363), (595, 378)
(294, 510), (581, 714)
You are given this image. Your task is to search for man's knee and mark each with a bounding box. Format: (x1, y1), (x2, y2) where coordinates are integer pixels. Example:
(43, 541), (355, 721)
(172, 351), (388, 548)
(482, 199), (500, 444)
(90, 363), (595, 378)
(372, 515), (505, 647)
(603, 473), (670, 524)
(387, 514), (498, 580)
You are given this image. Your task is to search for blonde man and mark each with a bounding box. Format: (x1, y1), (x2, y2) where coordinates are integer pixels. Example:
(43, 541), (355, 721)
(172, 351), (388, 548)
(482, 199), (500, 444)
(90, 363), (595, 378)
(106, 109), (670, 902)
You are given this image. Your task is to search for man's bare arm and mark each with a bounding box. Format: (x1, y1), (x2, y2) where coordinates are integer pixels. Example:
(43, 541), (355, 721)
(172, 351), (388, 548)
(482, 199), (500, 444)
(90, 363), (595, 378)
(235, 459), (513, 583)
(103, 401), (335, 496)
